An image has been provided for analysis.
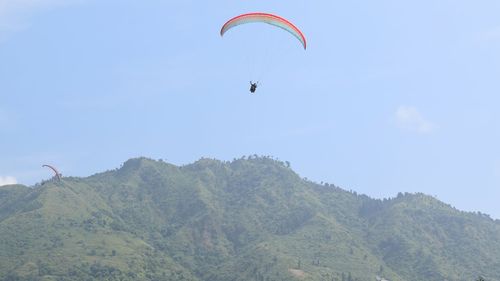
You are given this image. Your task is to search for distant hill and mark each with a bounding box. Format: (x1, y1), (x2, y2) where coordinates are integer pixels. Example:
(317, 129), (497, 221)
(1, 157), (499, 281)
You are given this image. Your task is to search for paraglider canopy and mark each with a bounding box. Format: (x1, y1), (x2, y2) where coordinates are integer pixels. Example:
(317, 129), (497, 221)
(42, 164), (62, 181)
(220, 12), (307, 50)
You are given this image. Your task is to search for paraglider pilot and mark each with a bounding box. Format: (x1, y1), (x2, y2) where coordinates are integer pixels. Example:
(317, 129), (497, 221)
(250, 81), (258, 93)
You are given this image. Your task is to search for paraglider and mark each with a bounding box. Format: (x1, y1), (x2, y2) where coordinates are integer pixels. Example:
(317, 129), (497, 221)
(42, 164), (62, 181)
(220, 12), (306, 93)
(250, 81), (258, 93)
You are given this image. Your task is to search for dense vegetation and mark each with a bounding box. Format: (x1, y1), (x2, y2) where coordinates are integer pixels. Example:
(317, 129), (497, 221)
(1, 157), (499, 281)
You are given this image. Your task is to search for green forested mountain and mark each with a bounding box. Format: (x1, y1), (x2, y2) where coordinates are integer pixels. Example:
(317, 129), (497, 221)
(1, 157), (499, 281)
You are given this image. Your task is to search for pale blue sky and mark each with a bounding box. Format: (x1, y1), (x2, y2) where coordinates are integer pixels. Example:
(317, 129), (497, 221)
(1, 0), (499, 218)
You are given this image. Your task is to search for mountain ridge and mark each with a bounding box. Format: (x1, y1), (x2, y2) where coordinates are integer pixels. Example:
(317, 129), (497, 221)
(1, 156), (499, 281)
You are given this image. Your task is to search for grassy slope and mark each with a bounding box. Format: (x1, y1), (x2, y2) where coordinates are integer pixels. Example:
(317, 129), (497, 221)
(0, 157), (499, 281)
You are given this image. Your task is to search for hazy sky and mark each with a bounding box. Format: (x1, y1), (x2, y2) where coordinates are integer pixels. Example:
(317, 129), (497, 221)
(1, 0), (499, 218)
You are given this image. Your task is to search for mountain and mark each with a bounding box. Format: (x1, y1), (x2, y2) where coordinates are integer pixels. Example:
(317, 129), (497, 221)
(1, 157), (499, 281)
